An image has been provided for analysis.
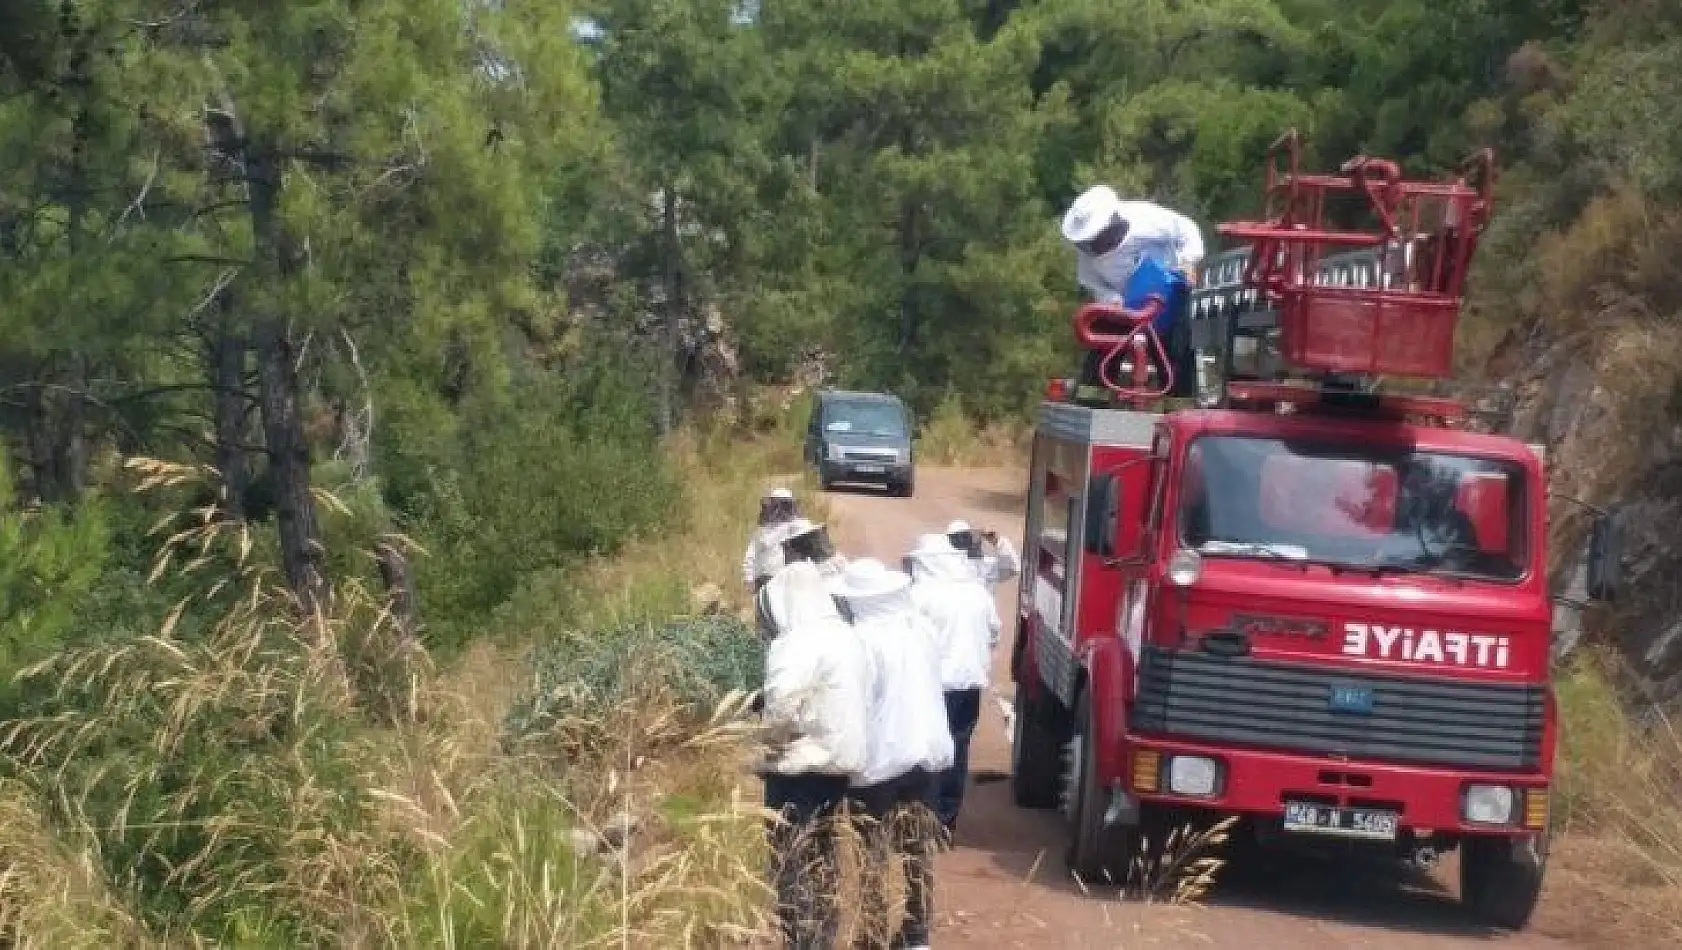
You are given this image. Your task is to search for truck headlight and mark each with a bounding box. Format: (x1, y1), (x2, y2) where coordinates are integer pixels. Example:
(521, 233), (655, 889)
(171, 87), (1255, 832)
(827, 444), (845, 461)
(1463, 784), (1516, 825)
(1167, 549), (1202, 587)
(1166, 755), (1220, 797)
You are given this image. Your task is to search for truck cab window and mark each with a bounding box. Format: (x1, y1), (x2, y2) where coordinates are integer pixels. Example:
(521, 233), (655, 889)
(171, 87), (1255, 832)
(1176, 435), (1528, 582)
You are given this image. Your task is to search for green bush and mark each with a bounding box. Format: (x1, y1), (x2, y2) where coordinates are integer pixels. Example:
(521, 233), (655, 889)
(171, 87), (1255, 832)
(0, 459), (115, 678)
(503, 614), (763, 753)
(374, 352), (682, 649)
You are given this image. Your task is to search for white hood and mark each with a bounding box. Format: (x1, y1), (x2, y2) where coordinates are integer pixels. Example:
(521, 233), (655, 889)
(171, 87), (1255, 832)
(761, 561), (870, 779)
(835, 563), (954, 786)
(743, 521), (792, 586)
(909, 540), (1003, 692)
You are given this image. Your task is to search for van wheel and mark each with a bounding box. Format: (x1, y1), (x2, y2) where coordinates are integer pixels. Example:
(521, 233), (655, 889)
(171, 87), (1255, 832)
(1064, 690), (1137, 883)
(1010, 684), (1067, 808)
(890, 476), (914, 498)
(1461, 831), (1548, 930)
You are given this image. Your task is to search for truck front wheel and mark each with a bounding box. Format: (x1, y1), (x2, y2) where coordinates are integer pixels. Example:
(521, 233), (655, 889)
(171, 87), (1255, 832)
(1460, 832), (1547, 930)
(1064, 690), (1138, 882)
(1010, 683), (1066, 808)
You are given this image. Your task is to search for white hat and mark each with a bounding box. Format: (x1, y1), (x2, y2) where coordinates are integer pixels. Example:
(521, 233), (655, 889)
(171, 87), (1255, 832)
(782, 517), (824, 540)
(766, 486), (795, 500)
(945, 520), (972, 535)
(908, 532), (960, 560)
(1061, 185), (1123, 244)
(831, 557), (911, 600)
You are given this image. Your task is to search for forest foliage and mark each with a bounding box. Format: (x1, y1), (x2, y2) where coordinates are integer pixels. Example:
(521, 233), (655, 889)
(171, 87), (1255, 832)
(0, 0), (1675, 943)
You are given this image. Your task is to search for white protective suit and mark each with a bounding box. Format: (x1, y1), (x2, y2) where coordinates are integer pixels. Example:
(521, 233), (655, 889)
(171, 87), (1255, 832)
(742, 521), (792, 589)
(908, 535), (1002, 693)
(760, 561), (871, 779)
(1062, 186), (1205, 304)
(947, 519), (1021, 590)
(833, 560), (954, 788)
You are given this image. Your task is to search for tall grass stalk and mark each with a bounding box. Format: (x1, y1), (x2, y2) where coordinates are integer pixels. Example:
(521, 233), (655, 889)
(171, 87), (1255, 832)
(0, 443), (791, 947)
(1551, 650), (1682, 947)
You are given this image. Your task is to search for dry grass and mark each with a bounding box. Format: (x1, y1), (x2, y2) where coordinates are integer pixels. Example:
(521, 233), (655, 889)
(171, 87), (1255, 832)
(916, 392), (1032, 468)
(1546, 651), (1682, 948)
(0, 448), (788, 948)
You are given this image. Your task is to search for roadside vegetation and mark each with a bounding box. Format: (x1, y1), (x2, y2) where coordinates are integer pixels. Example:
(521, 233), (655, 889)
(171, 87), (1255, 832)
(0, 0), (1679, 947)
(1548, 654), (1682, 947)
(0, 431), (794, 947)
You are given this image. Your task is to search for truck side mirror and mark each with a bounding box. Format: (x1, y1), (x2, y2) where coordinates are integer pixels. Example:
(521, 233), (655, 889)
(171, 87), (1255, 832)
(1085, 472), (1122, 557)
(1586, 507), (1624, 602)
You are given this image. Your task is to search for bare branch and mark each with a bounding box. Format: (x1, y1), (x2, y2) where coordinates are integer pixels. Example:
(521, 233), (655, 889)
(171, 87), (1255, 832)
(186, 267), (240, 324)
(128, 2), (202, 30)
(166, 253), (250, 266)
(112, 153), (162, 235)
(333, 328), (376, 480)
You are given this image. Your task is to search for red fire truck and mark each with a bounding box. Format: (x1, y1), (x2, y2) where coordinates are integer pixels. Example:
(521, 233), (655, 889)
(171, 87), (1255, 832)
(1009, 131), (1624, 928)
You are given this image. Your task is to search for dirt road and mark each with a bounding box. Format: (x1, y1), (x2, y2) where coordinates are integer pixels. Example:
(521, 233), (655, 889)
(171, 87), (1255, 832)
(823, 466), (1581, 950)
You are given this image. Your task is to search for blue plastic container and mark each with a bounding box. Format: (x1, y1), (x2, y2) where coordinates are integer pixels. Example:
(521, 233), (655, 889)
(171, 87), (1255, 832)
(1121, 257), (1189, 336)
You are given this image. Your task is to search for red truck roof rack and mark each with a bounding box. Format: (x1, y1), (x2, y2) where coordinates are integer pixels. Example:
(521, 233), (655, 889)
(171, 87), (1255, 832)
(1053, 129), (1498, 426)
(1223, 380), (1469, 427)
(1216, 129), (1496, 382)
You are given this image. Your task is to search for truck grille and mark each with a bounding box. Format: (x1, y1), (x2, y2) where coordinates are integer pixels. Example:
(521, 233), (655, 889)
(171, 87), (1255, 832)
(1132, 647), (1546, 772)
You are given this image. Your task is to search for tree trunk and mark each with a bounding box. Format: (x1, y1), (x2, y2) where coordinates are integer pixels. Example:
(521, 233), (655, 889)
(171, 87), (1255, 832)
(24, 371), (86, 505)
(29, 22), (95, 506)
(897, 198), (921, 353)
(248, 145), (329, 614)
(209, 290), (250, 520)
(660, 183), (683, 435)
(375, 536), (420, 647)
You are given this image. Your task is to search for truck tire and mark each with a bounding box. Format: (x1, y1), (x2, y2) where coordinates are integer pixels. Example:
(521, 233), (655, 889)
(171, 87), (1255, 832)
(1010, 683), (1066, 808)
(1460, 831), (1548, 930)
(1064, 689), (1137, 883)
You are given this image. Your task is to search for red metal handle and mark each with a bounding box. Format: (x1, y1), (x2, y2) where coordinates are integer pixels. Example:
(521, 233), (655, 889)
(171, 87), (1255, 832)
(1073, 301), (1175, 400)
(1074, 299), (1163, 348)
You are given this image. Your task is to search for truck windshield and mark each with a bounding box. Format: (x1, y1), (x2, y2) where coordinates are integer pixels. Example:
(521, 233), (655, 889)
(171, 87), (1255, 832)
(824, 400), (907, 438)
(1177, 435), (1529, 581)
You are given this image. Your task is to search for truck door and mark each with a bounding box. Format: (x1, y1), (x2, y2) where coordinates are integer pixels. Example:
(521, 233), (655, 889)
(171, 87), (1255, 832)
(1110, 426), (1171, 690)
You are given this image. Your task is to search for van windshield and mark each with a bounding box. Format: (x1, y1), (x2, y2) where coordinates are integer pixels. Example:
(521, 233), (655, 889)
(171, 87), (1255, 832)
(1176, 436), (1529, 581)
(824, 400), (907, 438)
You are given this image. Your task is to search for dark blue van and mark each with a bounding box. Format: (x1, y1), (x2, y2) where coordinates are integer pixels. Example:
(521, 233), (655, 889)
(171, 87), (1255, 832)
(804, 389), (915, 497)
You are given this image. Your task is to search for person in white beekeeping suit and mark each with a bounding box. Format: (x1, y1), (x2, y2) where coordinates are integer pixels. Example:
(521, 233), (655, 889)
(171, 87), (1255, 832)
(1061, 185), (1206, 396)
(757, 519), (851, 643)
(743, 487), (800, 595)
(832, 558), (952, 950)
(946, 519), (1020, 591)
(1061, 184), (1205, 302)
(756, 558), (870, 950)
(906, 532), (1000, 838)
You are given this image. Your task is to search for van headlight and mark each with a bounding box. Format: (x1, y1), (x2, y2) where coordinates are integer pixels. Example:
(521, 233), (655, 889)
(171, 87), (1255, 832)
(1463, 785), (1516, 825)
(827, 444), (845, 461)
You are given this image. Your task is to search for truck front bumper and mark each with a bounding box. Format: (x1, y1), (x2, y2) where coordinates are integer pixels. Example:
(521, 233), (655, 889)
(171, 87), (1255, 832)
(1122, 735), (1550, 838)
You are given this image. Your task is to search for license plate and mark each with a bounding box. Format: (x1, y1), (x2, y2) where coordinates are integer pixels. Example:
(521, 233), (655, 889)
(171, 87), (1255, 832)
(852, 464), (884, 474)
(1282, 801), (1399, 840)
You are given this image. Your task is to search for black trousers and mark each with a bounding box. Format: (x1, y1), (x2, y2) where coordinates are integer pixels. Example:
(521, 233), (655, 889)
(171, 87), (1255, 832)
(934, 688), (982, 833)
(848, 769), (936, 949)
(765, 773), (851, 950)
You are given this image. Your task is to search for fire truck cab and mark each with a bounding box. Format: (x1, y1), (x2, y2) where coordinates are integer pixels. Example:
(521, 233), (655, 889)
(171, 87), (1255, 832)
(1010, 132), (1623, 929)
